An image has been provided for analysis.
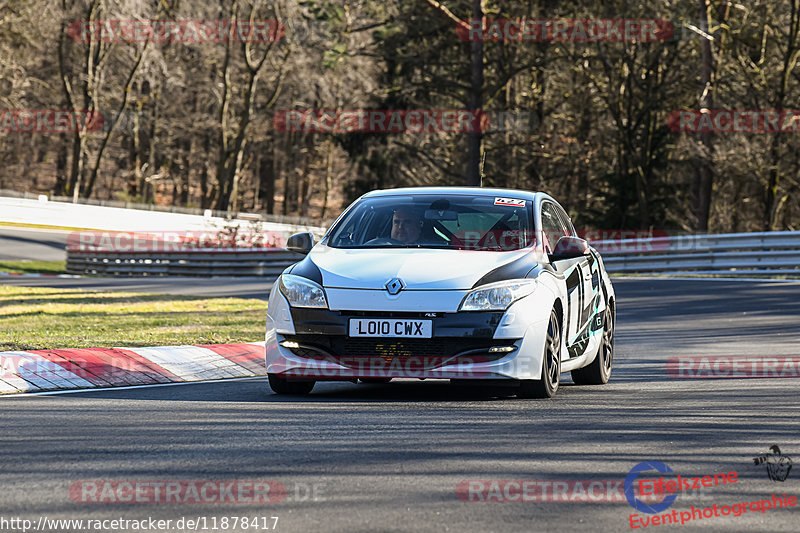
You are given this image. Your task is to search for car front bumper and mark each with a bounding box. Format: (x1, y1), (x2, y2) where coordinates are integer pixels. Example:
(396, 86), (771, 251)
(265, 280), (556, 381)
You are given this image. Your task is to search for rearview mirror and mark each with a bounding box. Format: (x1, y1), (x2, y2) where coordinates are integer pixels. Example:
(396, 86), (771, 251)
(550, 236), (590, 261)
(424, 209), (458, 221)
(286, 232), (314, 255)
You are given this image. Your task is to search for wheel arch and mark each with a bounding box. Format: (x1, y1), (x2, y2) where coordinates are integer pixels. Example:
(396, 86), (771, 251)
(552, 296), (567, 362)
(552, 297), (565, 335)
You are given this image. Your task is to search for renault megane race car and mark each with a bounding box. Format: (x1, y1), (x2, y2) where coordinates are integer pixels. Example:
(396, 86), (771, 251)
(265, 187), (615, 398)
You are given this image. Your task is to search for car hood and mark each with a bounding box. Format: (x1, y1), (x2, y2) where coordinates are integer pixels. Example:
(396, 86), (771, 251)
(308, 245), (533, 290)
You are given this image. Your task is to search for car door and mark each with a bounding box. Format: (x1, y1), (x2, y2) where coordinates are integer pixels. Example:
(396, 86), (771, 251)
(540, 201), (591, 358)
(554, 204), (602, 357)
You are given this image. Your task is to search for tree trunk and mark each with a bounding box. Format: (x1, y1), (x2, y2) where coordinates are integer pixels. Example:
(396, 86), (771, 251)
(764, 0), (800, 230)
(199, 132), (212, 209)
(298, 133), (315, 218)
(179, 137), (191, 206)
(321, 138), (335, 219)
(466, 0), (484, 186)
(693, 0), (714, 233)
(258, 147), (276, 215)
(53, 140), (68, 196)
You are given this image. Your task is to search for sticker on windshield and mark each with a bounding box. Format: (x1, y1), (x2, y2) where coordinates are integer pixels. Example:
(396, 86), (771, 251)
(494, 197), (526, 207)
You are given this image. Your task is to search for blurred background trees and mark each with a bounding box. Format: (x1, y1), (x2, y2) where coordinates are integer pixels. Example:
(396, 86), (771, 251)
(0, 0), (798, 231)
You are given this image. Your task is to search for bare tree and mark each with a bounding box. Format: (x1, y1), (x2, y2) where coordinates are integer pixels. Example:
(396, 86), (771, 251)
(214, 0), (289, 211)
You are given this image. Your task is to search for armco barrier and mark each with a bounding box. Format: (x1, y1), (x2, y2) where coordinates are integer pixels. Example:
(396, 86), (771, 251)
(66, 249), (304, 277)
(596, 231), (800, 275)
(64, 230), (800, 277)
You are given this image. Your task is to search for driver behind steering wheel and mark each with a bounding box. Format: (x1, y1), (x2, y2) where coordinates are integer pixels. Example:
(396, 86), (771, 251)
(390, 207), (423, 243)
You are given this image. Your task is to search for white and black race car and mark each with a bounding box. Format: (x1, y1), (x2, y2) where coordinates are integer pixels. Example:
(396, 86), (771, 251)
(265, 187), (615, 398)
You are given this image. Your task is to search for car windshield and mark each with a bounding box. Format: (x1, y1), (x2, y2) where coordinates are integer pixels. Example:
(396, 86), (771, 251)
(326, 194), (534, 251)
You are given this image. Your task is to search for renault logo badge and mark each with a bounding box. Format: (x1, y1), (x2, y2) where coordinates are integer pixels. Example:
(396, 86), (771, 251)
(385, 278), (405, 295)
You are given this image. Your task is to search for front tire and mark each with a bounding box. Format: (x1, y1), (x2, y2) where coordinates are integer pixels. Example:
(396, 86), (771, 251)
(268, 373), (315, 395)
(518, 308), (561, 399)
(571, 302), (614, 385)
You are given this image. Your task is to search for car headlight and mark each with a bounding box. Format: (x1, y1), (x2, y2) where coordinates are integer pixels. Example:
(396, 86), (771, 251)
(460, 279), (537, 311)
(279, 274), (328, 308)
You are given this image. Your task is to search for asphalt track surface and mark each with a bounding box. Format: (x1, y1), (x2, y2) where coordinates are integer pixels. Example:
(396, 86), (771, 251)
(0, 227), (69, 261)
(2, 278), (799, 532)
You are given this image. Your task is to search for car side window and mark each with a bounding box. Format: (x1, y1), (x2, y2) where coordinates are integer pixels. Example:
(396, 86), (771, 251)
(540, 202), (569, 254)
(554, 205), (575, 237)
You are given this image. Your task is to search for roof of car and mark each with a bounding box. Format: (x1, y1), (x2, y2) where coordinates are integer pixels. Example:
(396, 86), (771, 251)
(362, 186), (543, 201)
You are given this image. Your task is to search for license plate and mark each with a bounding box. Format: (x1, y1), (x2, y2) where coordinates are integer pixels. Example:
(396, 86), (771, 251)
(348, 318), (432, 338)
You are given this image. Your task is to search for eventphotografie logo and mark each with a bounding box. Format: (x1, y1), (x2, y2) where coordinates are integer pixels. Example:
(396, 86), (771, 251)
(753, 446), (793, 482)
(626, 461), (739, 524)
(625, 461), (678, 514)
(629, 495), (797, 529)
(624, 462), (750, 529)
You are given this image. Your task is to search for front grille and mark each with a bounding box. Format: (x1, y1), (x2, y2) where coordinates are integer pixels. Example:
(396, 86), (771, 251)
(282, 335), (515, 368)
(336, 337), (465, 358)
(342, 311), (443, 318)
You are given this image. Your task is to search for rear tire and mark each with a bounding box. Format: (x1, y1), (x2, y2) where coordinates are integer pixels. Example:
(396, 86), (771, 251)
(518, 308), (561, 399)
(571, 302), (614, 385)
(268, 373), (315, 395)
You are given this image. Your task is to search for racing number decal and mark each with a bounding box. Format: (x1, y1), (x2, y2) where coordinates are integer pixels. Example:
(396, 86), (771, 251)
(565, 267), (581, 341)
(579, 257), (596, 328)
(566, 265), (590, 335)
(494, 197), (526, 207)
(565, 255), (603, 358)
(588, 252), (600, 292)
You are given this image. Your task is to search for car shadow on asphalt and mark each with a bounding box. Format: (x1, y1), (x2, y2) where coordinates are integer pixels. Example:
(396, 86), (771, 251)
(32, 377), (599, 403)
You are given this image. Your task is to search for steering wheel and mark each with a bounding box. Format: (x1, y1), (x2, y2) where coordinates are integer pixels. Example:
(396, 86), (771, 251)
(365, 237), (404, 245)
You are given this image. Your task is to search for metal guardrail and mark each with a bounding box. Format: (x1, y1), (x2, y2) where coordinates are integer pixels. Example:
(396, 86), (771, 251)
(65, 231), (800, 277)
(596, 231), (800, 275)
(67, 249), (305, 277)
